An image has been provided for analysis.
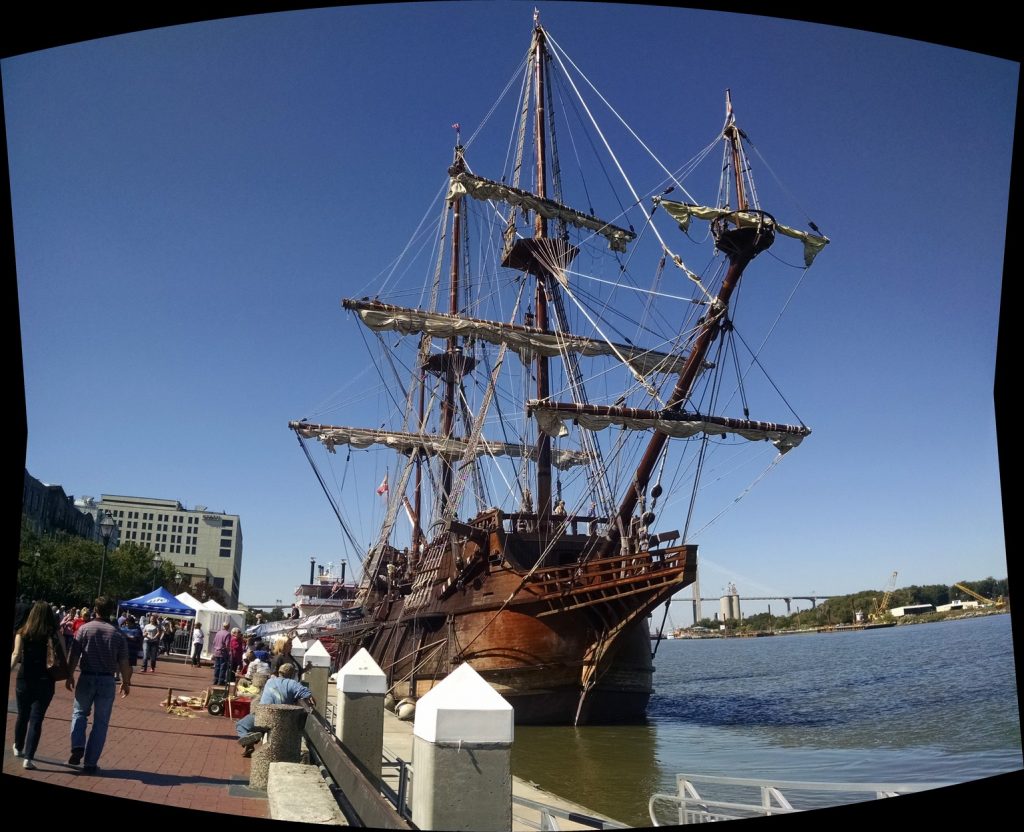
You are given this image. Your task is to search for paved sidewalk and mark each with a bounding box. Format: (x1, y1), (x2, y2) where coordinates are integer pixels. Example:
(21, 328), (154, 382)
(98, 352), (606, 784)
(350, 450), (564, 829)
(4, 654), (269, 818)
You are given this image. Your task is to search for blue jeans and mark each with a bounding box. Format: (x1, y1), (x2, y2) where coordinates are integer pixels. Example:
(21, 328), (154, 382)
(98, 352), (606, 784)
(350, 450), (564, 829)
(71, 674), (117, 767)
(142, 640), (160, 670)
(15, 677), (55, 759)
(235, 713), (256, 738)
(213, 655), (229, 685)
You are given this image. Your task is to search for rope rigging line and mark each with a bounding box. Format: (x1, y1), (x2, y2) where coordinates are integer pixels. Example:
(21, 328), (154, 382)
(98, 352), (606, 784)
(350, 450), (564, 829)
(727, 320), (808, 427)
(660, 136), (720, 199)
(355, 324), (407, 422)
(571, 264), (704, 359)
(687, 453), (786, 541)
(533, 242), (663, 403)
(463, 53), (531, 153)
(542, 34), (702, 287)
(545, 31), (701, 206)
(295, 433), (366, 562)
(544, 267), (617, 518)
(456, 379), (491, 512)
(745, 136), (826, 236)
(548, 59), (630, 228)
(366, 179), (451, 300)
(442, 340), (512, 524)
(468, 343), (525, 506)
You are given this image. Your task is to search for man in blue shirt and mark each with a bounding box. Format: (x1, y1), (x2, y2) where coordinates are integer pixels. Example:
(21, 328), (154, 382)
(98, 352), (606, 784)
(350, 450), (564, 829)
(235, 663), (313, 757)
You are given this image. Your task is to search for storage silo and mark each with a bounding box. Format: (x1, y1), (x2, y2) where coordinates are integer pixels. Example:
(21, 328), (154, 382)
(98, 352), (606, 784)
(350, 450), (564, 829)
(719, 594), (732, 622)
(729, 583), (741, 621)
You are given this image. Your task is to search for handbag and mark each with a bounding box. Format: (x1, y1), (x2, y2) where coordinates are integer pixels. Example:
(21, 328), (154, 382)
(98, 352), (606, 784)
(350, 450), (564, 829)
(46, 636), (70, 682)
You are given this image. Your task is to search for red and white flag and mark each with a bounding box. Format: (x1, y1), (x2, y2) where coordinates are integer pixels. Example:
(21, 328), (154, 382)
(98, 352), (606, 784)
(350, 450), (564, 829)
(376, 474), (389, 496)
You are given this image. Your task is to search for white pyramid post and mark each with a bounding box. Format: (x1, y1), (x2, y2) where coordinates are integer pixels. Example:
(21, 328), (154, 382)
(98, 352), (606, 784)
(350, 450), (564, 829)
(334, 647), (387, 779)
(411, 663), (513, 831)
(303, 639), (331, 719)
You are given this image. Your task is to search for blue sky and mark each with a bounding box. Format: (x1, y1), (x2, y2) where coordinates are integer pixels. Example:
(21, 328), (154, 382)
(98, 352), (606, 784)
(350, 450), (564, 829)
(5, 4), (1016, 620)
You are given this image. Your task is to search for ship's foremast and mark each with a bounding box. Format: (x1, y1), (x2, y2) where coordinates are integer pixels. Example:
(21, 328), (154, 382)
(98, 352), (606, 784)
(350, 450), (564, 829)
(598, 93), (776, 556)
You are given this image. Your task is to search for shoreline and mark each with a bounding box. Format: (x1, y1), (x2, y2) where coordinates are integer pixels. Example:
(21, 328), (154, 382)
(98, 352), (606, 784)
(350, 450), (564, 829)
(661, 606), (1010, 639)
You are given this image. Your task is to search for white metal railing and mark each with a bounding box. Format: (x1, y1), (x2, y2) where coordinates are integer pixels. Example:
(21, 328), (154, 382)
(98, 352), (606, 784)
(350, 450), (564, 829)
(649, 773), (952, 825)
(513, 794), (630, 830)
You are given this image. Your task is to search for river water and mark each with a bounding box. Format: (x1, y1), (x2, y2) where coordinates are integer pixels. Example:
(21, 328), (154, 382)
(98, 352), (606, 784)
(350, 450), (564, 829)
(510, 614), (1022, 826)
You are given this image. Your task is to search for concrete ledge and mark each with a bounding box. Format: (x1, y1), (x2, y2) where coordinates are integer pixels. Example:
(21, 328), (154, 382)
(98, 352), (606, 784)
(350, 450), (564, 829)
(268, 762), (348, 826)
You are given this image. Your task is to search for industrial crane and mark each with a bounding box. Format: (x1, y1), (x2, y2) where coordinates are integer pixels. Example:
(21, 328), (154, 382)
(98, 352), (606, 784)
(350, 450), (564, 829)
(952, 582), (1004, 607)
(870, 571), (898, 620)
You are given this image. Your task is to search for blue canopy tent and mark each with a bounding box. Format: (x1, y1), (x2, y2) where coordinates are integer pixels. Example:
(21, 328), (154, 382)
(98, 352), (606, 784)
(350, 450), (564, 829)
(120, 587), (197, 618)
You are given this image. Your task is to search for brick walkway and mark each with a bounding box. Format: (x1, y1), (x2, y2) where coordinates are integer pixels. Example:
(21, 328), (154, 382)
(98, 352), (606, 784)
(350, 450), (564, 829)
(5, 654), (269, 818)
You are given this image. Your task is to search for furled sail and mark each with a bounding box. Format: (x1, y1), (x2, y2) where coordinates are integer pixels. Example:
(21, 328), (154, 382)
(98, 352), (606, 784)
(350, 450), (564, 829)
(448, 171), (636, 253)
(656, 198), (829, 267)
(289, 422), (591, 469)
(343, 299), (689, 376)
(528, 402), (811, 454)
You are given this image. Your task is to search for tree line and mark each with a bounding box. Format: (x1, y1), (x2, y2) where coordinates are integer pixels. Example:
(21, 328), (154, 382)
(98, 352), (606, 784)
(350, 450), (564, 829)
(18, 517), (229, 609)
(694, 577), (1009, 632)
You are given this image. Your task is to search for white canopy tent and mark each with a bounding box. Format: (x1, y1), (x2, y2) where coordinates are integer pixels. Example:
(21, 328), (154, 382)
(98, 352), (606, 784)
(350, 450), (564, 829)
(175, 592), (244, 661)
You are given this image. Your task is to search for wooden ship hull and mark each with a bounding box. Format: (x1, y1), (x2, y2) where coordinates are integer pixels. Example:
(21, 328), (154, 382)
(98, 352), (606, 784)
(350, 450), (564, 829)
(331, 507), (696, 724)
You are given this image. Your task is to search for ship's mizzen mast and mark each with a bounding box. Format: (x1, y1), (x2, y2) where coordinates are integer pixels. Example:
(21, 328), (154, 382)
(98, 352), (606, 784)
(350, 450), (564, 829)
(413, 361), (425, 555)
(599, 92), (777, 556)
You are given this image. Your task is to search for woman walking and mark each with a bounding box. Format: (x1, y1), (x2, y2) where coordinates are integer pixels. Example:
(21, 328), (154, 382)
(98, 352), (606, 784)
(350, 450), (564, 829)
(10, 601), (67, 770)
(141, 614), (161, 672)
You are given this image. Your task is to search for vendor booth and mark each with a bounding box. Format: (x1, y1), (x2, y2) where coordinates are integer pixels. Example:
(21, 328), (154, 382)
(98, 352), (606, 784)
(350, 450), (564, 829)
(120, 587), (197, 621)
(119, 587), (198, 658)
(172, 591), (245, 661)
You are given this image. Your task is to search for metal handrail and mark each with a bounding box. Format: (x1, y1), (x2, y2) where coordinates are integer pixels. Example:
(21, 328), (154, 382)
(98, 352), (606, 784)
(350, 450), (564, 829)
(649, 773), (953, 826)
(512, 794), (629, 830)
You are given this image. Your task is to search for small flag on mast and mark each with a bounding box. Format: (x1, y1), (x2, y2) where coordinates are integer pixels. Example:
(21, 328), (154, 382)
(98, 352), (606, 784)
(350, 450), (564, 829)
(376, 474), (389, 496)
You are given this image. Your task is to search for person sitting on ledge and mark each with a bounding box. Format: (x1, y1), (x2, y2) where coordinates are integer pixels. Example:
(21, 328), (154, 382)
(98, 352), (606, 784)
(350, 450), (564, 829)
(234, 663), (313, 757)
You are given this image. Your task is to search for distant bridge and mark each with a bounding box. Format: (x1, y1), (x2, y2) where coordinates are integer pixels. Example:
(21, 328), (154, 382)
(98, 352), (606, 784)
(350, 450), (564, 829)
(670, 595), (836, 613)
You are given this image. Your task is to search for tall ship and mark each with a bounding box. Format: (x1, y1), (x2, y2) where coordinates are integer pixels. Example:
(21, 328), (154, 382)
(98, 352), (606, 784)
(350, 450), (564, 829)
(290, 14), (827, 725)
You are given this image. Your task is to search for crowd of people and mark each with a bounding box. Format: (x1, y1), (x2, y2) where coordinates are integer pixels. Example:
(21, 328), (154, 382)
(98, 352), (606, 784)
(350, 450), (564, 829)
(11, 595), (315, 773)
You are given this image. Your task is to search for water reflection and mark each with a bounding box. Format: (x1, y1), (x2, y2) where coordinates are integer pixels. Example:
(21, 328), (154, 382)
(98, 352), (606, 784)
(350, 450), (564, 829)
(512, 723), (661, 827)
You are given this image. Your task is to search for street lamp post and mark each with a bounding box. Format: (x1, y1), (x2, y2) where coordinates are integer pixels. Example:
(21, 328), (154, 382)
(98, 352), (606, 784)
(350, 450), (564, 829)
(152, 554), (163, 590)
(97, 511), (116, 598)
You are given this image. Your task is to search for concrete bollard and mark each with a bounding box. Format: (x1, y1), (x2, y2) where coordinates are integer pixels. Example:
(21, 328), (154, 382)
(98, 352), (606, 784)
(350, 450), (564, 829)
(291, 636), (307, 665)
(411, 663), (514, 832)
(304, 666), (329, 720)
(248, 703), (307, 790)
(303, 640), (332, 714)
(334, 647), (386, 780)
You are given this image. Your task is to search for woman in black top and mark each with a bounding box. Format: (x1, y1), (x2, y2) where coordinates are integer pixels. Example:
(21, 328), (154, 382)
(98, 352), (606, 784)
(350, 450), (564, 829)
(10, 601), (66, 769)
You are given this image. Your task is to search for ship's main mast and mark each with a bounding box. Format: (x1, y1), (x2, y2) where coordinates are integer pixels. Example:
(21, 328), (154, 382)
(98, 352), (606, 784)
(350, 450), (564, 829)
(440, 144), (466, 515)
(531, 23), (553, 528)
